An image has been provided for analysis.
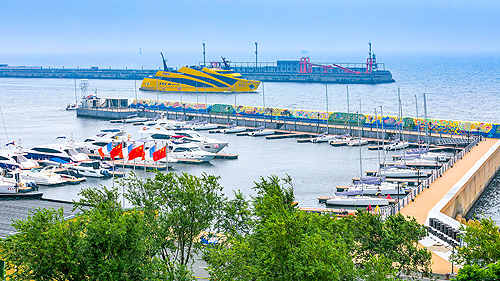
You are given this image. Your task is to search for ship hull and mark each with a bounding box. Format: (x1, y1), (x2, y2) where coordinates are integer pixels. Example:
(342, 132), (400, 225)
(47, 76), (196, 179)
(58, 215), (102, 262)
(140, 68), (261, 93)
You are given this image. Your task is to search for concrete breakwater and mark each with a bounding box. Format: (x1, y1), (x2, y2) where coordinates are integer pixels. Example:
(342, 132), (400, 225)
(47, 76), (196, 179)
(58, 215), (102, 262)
(77, 97), (500, 140)
(0, 66), (157, 80)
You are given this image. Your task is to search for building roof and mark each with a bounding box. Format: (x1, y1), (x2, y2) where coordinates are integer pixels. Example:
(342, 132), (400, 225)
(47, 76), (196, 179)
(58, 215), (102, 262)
(0, 198), (76, 238)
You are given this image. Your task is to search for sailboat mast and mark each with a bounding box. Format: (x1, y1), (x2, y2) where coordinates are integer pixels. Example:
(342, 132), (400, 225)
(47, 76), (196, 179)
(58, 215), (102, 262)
(74, 78), (78, 104)
(415, 95), (420, 150)
(347, 86), (351, 134)
(398, 88), (406, 165)
(424, 93), (429, 145)
(398, 88), (403, 142)
(326, 85), (329, 133)
(358, 100), (363, 187)
(375, 108), (381, 176)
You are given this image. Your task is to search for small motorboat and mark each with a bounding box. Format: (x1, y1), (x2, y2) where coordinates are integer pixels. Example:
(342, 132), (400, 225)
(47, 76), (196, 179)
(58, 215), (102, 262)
(383, 140), (409, 151)
(221, 124), (246, 134)
(191, 122), (219, 131)
(65, 104), (78, 111)
(328, 134), (352, 145)
(124, 116), (148, 124)
(0, 169), (38, 193)
(346, 137), (369, 146)
(311, 132), (338, 143)
(248, 126), (275, 137)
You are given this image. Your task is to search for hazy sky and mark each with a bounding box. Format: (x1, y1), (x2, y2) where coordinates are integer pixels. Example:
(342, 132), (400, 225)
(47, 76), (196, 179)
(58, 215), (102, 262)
(1, 0), (500, 65)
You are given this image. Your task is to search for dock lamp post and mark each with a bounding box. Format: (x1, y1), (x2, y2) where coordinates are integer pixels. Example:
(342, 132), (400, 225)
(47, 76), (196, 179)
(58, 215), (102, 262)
(203, 42), (206, 67)
(255, 42), (258, 67)
(262, 82), (266, 128)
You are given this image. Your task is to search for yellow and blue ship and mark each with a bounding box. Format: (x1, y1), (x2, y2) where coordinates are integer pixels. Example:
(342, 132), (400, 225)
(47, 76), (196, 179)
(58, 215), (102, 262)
(140, 55), (260, 93)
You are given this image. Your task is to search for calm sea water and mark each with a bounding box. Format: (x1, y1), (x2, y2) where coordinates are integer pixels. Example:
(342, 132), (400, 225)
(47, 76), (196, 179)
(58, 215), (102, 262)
(0, 53), (498, 220)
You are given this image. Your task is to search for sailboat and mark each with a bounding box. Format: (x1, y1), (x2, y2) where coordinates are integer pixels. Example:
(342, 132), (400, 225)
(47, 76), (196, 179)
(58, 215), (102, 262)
(325, 101), (389, 207)
(377, 89), (427, 179)
(66, 79), (79, 110)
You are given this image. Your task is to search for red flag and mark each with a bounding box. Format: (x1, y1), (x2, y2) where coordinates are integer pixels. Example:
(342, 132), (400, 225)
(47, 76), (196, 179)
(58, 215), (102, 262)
(98, 147), (105, 158)
(109, 143), (123, 160)
(366, 204), (373, 211)
(129, 144), (145, 161)
(153, 146), (167, 161)
(386, 194), (392, 200)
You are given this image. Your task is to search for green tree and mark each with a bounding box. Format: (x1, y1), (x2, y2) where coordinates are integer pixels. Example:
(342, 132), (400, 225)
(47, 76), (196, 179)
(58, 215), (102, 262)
(342, 211), (432, 279)
(122, 171), (225, 280)
(204, 175), (357, 281)
(455, 262), (500, 281)
(203, 175), (432, 281)
(0, 185), (149, 281)
(451, 217), (500, 267)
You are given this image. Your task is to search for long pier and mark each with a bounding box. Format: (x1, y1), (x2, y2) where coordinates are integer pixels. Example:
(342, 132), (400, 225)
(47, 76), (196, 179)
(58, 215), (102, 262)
(398, 138), (500, 275)
(0, 67), (156, 80)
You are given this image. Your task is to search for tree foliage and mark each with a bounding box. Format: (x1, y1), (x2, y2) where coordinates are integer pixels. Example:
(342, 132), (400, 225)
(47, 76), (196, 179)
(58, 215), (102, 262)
(122, 171), (225, 279)
(455, 262), (500, 281)
(203, 175), (432, 280)
(451, 217), (500, 267)
(0, 185), (148, 281)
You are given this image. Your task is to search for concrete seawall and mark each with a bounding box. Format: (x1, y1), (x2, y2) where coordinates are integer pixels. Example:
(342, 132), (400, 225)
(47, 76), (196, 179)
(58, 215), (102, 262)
(440, 140), (500, 219)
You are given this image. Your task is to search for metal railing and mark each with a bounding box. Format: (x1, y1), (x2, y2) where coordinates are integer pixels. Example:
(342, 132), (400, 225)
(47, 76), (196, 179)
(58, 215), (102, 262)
(378, 136), (481, 218)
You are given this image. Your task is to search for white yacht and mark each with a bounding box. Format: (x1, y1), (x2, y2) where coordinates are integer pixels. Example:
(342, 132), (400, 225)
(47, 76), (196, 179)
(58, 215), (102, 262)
(76, 128), (130, 154)
(325, 196), (389, 207)
(0, 142), (40, 170)
(69, 160), (112, 178)
(25, 144), (90, 163)
(125, 157), (178, 169)
(21, 167), (66, 186)
(376, 166), (427, 178)
(403, 151), (447, 162)
(142, 128), (228, 153)
(336, 182), (406, 196)
(168, 143), (216, 163)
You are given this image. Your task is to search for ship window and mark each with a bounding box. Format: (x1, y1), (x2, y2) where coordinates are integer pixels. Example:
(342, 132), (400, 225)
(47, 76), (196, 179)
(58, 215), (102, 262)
(151, 134), (170, 139)
(32, 147), (61, 154)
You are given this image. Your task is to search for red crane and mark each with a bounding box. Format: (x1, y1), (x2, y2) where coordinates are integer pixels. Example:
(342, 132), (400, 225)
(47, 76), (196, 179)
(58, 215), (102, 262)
(299, 42), (378, 75)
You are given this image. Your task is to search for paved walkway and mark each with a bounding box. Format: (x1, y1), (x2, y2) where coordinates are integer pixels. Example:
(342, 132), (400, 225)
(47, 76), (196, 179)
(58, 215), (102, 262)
(400, 138), (499, 275)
